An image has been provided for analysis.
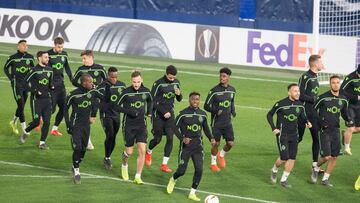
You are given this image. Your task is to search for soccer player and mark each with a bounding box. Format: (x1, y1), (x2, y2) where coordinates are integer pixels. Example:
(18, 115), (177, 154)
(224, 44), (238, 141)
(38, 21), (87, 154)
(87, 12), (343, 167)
(267, 84), (311, 188)
(20, 51), (54, 149)
(117, 71), (152, 184)
(167, 92), (215, 201)
(204, 67), (236, 172)
(48, 37), (72, 136)
(146, 65), (182, 172)
(4, 40), (35, 135)
(72, 50), (106, 150)
(97, 67), (126, 169)
(311, 75), (353, 186)
(340, 64), (360, 155)
(298, 54), (324, 170)
(64, 74), (102, 184)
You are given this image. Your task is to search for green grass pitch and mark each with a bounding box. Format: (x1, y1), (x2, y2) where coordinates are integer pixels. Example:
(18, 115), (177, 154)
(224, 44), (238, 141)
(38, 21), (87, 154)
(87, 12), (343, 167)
(0, 42), (359, 202)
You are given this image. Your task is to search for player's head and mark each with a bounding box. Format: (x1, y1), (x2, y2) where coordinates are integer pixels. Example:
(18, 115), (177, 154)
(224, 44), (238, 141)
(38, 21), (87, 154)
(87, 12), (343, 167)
(53, 37), (64, 53)
(330, 75), (341, 93)
(80, 73), (93, 90)
(287, 83), (300, 101)
(36, 51), (49, 66)
(219, 67), (232, 85)
(108, 66), (118, 85)
(17, 40), (28, 53)
(131, 70), (142, 90)
(189, 91), (200, 108)
(81, 50), (94, 66)
(308, 54), (324, 72)
(165, 65), (177, 81)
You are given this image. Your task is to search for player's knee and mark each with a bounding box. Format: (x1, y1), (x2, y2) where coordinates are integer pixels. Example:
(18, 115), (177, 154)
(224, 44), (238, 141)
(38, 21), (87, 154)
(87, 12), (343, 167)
(213, 142), (220, 148)
(323, 156), (331, 161)
(226, 141), (234, 148)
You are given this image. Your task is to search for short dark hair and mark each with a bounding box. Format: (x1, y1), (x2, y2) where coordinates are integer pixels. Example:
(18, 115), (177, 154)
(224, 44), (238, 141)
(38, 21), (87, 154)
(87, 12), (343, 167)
(80, 50), (93, 57)
(220, 67), (232, 76)
(189, 91), (200, 98)
(131, 70), (141, 78)
(18, 39), (27, 44)
(287, 83), (298, 91)
(166, 65), (177, 75)
(308, 55), (321, 67)
(54, 37), (64, 45)
(330, 75), (340, 82)
(108, 66), (118, 73)
(80, 73), (92, 84)
(36, 51), (47, 58)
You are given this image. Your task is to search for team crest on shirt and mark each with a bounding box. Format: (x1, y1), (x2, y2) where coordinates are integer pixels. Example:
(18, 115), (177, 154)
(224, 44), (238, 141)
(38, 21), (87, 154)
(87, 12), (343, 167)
(61, 56), (65, 62)
(94, 71), (99, 76)
(198, 116), (203, 123)
(87, 93), (92, 98)
(26, 59), (30, 65)
(296, 107), (300, 113)
(118, 88), (122, 94)
(142, 94), (147, 100)
(173, 84), (177, 89)
(338, 100), (343, 106)
(231, 93), (234, 99)
(47, 72), (51, 77)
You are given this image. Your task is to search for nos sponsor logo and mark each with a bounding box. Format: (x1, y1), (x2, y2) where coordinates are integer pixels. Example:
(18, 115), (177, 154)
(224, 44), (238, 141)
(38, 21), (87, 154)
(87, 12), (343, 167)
(195, 25), (219, 62)
(0, 14), (72, 41)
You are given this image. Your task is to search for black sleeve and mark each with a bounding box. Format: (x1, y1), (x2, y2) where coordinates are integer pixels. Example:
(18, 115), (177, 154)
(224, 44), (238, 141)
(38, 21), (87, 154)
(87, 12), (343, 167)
(340, 99), (351, 122)
(64, 56), (72, 81)
(266, 103), (278, 131)
(231, 93), (236, 117)
(116, 91), (138, 117)
(341, 78), (358, 102)
(204, 90), (218, 114)
(49, 70), (54, 89)
(313, 97), (323, 126)
(298, 75), (315, 103)
(25, 69), (37, 94)
(174, 113), (184, 140)
(146, 92), (153, 116)
(64, 92), (73, 129)
(29, 56), (35, 67)
(175, 82), (182, 102)
(71, 69), (81, 87)
(3, 57), (12, 80)
(299, 105), (308, 124)
(202, 116), (213, 141)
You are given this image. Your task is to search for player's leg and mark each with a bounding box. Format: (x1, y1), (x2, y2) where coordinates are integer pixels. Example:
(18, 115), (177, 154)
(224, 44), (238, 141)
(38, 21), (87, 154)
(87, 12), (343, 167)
(160, 124), (175, 172)
(71, 127), (83, 184)
(101, 117), (114, 169)
(10, 84), (25, 134)
(87, 98), (100, 150)
(146, 117), (164, 167)
(218, 124), (235, 168)
(39, 98), (52, 149)
(51, 89), (65, 136)
(134, 127), (147, 184)
(188, 150), (203, 201)
(297, 118), (306, 143)
(121, 127), (135, 181)
(167, 145), (191, 194)
(210, 127), (221, 172)
(344, 106), (360, 155)
(21, 95), (41, 143)
(322, 129), (340, 187)
(309, 113), (320, 168)
(279, 135), (295, 188)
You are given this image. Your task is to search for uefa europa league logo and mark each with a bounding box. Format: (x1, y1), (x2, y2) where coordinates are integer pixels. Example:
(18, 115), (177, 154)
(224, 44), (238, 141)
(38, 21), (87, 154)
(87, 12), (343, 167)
(202, 29), (213, 58)
(195, 26), (219, 62)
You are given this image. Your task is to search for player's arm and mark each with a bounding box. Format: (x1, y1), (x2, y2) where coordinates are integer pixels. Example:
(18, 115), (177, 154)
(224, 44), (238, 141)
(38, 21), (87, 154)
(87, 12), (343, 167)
(71, 69), (81, 87)
(175, 82), (182, 102)
(266, 103), (278, 131)
(3, 57), (13, 80)
(64, 55), (73, 81)
(150, 81), (166, 115)
(202, 115), (214, 142)
(49, 70), (55, 90)
(116, 92), (138, 117)
(64, 92), (73, 134)
(340, 99), (353, 126)
(29, 56), (35, 67)
(146, 91), (153, 117)
(25, 68), (38, 95)
(299, 105), (311, 127)
(174, 113), (184, 140)
(231, 92), (236, 117)
(204, 90), (218, 114)
(298, 75), (315, 103)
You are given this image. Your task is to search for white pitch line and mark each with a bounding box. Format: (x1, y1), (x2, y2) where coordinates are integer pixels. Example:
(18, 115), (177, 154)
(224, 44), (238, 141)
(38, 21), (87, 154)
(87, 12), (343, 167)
(0, 174), (101, 179)
(0, 53), (295, 84)
(0, 160), (278, 203)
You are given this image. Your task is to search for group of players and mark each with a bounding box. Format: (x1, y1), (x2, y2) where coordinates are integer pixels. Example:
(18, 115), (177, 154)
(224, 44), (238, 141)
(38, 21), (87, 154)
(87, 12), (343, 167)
(4, 38), (237, 201)
(266, 54), (360, 189)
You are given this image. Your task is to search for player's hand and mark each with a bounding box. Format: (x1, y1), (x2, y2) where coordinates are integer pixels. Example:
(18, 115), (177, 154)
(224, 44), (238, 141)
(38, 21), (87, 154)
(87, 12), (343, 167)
(67, 127), (73, 135)
(346, 120), (354, 127)
(273, 129), (280, 135)
(89, 117), (96, 124)
(217, 110), (223, 116)
(183, 137), (191, 145)
(175, 88), (181, 96)
(210, 138), (216, 146)
(306, 122), (312, 129)
(164, 112), (171, 119)
(37, 91), (42, 96)
(358, 96), (360, 101)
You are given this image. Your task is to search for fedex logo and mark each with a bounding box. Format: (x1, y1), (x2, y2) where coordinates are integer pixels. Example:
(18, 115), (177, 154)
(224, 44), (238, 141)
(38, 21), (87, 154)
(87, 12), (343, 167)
(247, 31), (315, 68)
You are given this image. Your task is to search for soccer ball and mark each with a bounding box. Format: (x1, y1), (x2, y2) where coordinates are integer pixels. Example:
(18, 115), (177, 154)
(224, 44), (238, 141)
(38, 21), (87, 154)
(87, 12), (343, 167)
(204, 195), (219, 203)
